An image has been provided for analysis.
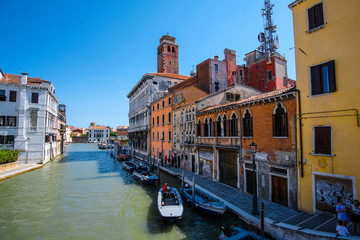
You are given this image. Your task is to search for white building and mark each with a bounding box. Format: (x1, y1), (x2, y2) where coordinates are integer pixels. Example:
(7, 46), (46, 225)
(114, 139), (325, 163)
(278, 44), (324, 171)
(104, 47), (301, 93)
(0, 71), (59, 164)
(88, 126), (109, 143)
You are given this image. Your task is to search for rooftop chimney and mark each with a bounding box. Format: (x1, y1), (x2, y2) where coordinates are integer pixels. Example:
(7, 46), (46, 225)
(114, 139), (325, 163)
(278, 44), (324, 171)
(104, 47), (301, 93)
(21, 73), (28, 85)
(214, 56), (219, 60)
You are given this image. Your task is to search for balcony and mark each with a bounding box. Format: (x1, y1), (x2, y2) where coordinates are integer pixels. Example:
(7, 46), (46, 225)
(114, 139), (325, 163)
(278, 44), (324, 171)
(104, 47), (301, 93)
(196, 137), (240, 148)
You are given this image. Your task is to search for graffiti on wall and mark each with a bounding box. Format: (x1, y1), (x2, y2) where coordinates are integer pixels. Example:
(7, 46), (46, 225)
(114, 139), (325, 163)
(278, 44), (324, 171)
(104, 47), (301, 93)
(315, 175), (353, 212)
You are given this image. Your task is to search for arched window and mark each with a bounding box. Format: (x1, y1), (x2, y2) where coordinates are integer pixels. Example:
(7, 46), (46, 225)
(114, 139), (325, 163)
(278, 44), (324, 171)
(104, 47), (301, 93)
(243, 109), (253, 137)
(216, 115), (222, 137)
(230, 113), (238, 136)
(223, 115), (228, 136)
(204, 118), (209, 137)
(209, 118), (213, 137)
(181, 112), (183, 124)
(273, 103), (288, 137)
(172, 47), (175, 53)
(197, 119), (202, 137)
(167, 46), (171, 52)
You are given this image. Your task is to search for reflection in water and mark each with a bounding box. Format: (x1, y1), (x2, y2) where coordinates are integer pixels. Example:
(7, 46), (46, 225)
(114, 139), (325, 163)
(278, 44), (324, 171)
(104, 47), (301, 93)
(0, 143), (247, 240)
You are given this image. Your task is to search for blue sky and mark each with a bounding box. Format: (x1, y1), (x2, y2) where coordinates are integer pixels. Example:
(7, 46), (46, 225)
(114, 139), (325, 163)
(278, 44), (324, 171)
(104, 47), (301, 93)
(0, 0), (296, 128)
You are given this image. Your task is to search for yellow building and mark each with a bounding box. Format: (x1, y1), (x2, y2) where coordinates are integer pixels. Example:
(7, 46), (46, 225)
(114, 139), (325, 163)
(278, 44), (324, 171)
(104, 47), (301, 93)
(289, 0), (360, 213)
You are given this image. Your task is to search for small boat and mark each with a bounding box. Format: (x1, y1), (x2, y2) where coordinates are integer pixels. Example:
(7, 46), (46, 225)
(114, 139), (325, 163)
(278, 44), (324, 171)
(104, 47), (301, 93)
(98, 143), (107, 149)
(133, 166), (159, 184)
(182, 185), (226, 215)
(157, 187), (184, 222)
(117, 154), (129, 161)
(219, 224), (267, 240)
(122, 161), (138, 172)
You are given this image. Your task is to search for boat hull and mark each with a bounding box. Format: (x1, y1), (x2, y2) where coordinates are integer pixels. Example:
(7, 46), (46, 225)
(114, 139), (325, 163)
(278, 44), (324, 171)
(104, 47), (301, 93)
(157, 188), (184, 222)
(133, 171), (159, 184)
(182, 188), (226, 215)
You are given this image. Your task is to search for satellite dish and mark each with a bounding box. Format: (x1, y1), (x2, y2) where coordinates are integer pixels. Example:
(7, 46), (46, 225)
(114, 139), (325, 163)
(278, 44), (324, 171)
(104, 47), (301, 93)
(258, 32), (265, 43)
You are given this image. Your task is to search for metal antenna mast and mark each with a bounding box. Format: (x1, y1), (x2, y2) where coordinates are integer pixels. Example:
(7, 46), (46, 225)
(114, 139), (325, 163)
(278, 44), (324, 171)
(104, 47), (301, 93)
(258, 0), (279, 54)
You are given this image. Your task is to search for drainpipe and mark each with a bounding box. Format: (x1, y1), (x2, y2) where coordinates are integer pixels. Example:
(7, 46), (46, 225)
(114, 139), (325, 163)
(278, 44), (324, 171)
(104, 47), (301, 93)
(295, 89), (304, 178)
(237, 107), (242, 189)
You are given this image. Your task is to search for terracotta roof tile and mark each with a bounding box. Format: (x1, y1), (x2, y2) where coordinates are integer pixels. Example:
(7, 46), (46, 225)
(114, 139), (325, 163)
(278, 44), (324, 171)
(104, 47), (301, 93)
(1, 73), (51, 86)
(149, 73), (190, 80)
(89, 126), (109, 130)
(199, 86), (296, 113)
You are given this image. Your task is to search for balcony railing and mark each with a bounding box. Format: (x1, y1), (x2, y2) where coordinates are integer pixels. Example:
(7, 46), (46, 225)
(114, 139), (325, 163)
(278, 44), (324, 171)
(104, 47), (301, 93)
(196, 136), (240, 147)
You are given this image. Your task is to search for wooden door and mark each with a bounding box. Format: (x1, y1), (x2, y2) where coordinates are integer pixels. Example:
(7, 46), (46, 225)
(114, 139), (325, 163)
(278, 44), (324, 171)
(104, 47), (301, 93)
(272, 175), (288, 206)
(246, 170), (254, 194)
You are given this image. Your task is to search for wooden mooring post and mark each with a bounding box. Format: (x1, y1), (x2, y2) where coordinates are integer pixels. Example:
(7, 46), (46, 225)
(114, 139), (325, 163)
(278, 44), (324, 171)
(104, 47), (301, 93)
(261, 202), (264, 237)
(192, 176), (195, 208)
(181, 171), (184, 194)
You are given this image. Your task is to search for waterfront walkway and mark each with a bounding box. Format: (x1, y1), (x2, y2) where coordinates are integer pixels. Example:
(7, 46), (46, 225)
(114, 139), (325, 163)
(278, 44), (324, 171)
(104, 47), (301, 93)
(0, 163), (42, 181)
(159, 165), (360, 240)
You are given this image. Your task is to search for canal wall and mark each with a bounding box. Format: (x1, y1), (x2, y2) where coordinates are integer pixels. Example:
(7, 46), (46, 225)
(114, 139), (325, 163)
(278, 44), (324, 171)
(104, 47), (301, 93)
(159, 166), (355, 240)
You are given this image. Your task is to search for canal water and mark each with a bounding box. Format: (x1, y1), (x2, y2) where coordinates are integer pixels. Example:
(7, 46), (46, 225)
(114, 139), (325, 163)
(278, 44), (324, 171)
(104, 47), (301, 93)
(0, 143), (247, 240)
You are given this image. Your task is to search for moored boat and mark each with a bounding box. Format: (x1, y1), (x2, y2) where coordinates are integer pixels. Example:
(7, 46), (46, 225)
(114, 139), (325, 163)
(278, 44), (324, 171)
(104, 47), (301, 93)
(182, 185), (226, 215)
(157, 187), (183, 222)
(122, 161), (138, 172)
(219, 224), (267, 240)
(117, 153), (129, 161)
(132, 166), (159, 184)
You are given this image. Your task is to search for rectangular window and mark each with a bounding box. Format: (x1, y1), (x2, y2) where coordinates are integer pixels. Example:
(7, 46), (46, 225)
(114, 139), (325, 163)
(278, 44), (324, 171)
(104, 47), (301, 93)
(0, 90), (5, 101)
(7, 116), (16, 126)
(152, 132), (154, 140)
(314, 126), (332, 155)
(5, 135), (14, 144)
(157, 116), (159, 125)
(162, 114), (164, 124)
(153, 106), (154, 111)
(168, 112), (171, 123)
(0, 116), (5, 126)
(214, 64), (218, 72)
(168, 131), (171, 141)
(215, 82), (219, 92)
(162, 101), (164, 107)
(307, 2), (325, 32)
(267, 71), (273, 82)
(9, 91), (17, 102)
(31, 93), (39, 103)
(168, 97), (171, 105)
(310, 60), (336, 96)
(239, 69), (244, 77)
(30, 111), (38, 130)
(152, 117), (154, 126)
(157, 132), (159, 140)
(157, 103), (159, 110)
(162, 131), (165, 140)
(0, 135), (4, 144)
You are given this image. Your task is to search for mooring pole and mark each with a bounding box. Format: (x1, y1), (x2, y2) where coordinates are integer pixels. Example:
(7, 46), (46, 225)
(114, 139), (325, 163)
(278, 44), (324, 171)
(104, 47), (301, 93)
(181, 171), (185, 194)
(157, 160), (160, 178)
(261, 202), (265, 237)
(192, 177), (195, 208)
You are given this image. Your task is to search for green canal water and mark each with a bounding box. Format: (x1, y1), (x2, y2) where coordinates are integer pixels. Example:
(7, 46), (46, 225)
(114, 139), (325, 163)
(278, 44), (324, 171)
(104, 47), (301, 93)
(0, 143), (247, 240)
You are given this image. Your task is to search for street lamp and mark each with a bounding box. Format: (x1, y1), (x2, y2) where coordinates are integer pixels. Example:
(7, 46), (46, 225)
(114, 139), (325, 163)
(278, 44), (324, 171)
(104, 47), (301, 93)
(250, 141), (259, 216)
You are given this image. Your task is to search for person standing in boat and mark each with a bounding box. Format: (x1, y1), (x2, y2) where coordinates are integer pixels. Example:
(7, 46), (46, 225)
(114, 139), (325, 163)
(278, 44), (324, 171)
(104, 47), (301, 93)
(163, 183), (170, 197)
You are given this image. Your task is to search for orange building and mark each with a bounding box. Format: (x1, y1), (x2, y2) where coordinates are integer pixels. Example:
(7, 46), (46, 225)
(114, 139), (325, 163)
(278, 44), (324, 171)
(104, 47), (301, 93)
(150, 93), (174, 163)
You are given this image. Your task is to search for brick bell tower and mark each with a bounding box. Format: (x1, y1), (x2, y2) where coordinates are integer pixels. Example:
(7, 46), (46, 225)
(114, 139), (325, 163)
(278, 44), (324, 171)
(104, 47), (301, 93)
(157, 35), (179, 74)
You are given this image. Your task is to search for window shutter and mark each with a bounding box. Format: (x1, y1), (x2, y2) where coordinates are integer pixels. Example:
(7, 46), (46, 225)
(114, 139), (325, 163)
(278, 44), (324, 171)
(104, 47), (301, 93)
(272, 114), (276, 136)
(284, 113), (288, 137)
(249, 117), (253, 137)
(212, 122), (215, 136)
(226, 120), (231, 136)
(234, 119), (238, 136)
(314, 2), (324, 27)
(311, 65), (322, 95)
(308, 5), (316, 30)
(328, 60), (336, 92)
